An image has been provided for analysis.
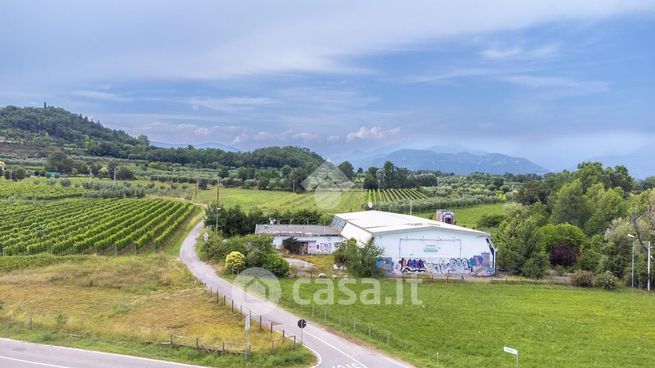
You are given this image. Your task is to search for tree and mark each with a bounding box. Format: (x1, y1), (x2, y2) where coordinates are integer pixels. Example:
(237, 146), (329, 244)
(598, 218), (633, 279)
(46, 152), (74, 173)
(515, 180), (550, 205)
(115, 166), (134, 180)
(494, 204), (548, 277)
(338, 161), (355, 180)
(225, 251), (247, 274)
(334, 238), (384, 278)
(550, 179), (591, 228)
(536, 223), (587, 253)
(585, 187), (627, 235)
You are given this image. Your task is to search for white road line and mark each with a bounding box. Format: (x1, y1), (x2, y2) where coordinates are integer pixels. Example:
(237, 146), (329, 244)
(305, 344), (323, 368)
(305, 330), (368, 368)
(383, 356), (414, 368)
(0, 355), (74, 368)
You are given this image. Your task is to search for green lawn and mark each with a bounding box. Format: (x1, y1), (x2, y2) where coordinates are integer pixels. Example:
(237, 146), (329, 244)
(274, 279), (655, 368)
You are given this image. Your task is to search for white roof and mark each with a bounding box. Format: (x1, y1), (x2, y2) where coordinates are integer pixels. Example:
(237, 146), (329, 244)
(334, 210), (489, 237)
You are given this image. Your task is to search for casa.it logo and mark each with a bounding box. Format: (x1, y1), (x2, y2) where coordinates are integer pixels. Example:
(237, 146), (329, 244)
(302, 161), (356, 210)
(231, 267), (282, 314)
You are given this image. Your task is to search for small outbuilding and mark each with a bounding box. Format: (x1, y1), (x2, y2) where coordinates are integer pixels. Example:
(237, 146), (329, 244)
(332, 211), (496, 277)
(255, 224), (344, 255)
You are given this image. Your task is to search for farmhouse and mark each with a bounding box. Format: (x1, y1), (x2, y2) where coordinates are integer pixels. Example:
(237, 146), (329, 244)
(332, 210), (496, 277)
(255, 224), (344, 255)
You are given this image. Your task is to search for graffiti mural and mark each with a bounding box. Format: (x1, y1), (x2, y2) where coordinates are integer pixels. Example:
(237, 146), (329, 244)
(379, 252), (494, 277)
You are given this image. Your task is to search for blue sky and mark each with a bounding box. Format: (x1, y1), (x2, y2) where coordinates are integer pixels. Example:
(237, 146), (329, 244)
(1, 0), (654, 170)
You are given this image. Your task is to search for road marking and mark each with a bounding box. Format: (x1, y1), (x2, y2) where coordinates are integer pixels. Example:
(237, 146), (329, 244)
(0, 355), (74, 368)
(305, 330), (368, 368)
(383, 356), (413, 368)
(305, 343), (323, 368)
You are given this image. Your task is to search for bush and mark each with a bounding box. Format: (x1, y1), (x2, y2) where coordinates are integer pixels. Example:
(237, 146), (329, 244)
(60, 178), (71, 187)
(576, 250), (601, 271)
(570, 270), (594, 287)
(261, 253), (289, 277)
(225, 251), (247, 274)
(335, 239), (384, 278)
(520, 253), (548, 279)
(549, 244), (577, 267)
(597, 271), (619, 290)
(476, 213), (505, 228)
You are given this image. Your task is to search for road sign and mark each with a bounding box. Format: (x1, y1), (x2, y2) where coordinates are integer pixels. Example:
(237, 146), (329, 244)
(503, 346), (518, 355)
(297, 319), (307, 329)
(245, 315), (251, 331)
(368, 201), (373, 209)
(203, 232), (209, 242)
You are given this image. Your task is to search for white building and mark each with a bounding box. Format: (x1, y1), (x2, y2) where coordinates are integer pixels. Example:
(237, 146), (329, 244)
(255, 224), (344, 255)
(332, 211), (496, 277)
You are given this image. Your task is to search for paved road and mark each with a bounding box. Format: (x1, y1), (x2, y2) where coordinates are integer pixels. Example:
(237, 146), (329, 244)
(181, 222), (414, 368)
(0, 338), (204, 368)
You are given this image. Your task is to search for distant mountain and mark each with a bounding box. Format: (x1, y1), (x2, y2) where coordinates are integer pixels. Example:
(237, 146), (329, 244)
(350, 148), (547, 175)
(591, 145), (655, 179)
(152, 141), (239, 152)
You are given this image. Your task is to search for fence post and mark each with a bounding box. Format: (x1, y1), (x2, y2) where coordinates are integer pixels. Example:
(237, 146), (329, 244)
(270, 321), (273, 335)
(368, 325), (371, 339)
(353, 317), (356, 331)
(28, 313), (32, 330)
(282, 330), (285, 340)
(231, 300), (234, 313)
(216, 291), (219, 303)
(222, 341), (225, 354)
(259, 315), (262, 331)
(324, 307), (327, 321)
(293, 336), (296, 349)
(196, 337), (199, 349)
(223, 295), (226, 306)
(170, 335), (173, 349)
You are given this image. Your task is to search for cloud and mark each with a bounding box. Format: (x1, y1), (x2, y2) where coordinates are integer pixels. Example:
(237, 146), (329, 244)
(499, 75), (610, 94)
(481, 43), (559, 61)
(71, 90), (132, 102)
(188, 96), (274, 112)
(346, 126), (401, 142)
(3, 1), (654, 83)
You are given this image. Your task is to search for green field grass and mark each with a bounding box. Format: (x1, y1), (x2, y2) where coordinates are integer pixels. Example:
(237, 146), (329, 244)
(275, 279), (655, 368)
(415, 202), (506, 227)
(195, 187), (366, 214)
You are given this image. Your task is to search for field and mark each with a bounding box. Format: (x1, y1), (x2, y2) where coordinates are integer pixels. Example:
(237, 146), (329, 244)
(415, 203), (507, 228)
(275, 279), (655, 368)
(0, 255), (314, 368)
(0, 198), (196, 256)
(0, 180), (85, 199)
(195, 186), (367, 213)
(365, 188), (428, 203)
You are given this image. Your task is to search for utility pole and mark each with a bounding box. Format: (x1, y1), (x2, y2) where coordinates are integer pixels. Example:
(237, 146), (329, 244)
(628, 234), (636, 288)
(648, 242), (652, 292)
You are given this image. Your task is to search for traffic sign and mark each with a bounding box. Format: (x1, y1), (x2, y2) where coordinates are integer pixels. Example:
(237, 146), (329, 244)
(203, 232), (209, 242)
(503, 346), (518, 355)
(297, 319), (307, 329)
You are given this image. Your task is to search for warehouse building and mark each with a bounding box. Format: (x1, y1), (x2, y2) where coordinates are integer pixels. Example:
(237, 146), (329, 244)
(332, 210), (496, 277)
(255, 224), (344, 255)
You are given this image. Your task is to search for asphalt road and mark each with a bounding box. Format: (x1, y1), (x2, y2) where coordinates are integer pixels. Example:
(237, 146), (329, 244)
(0, 338), (204, 368)
(180, 222), (414, 368)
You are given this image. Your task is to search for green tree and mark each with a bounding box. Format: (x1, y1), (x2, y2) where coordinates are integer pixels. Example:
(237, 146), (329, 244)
(338, 161), (355, 180)
(585, 187), (627, 235)
(550, 179), (591, 228)
(334, 238), (384, 278)
(536, 223), (587, 253)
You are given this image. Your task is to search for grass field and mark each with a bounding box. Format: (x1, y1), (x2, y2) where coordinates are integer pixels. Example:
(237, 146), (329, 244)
(273, 279), (655, 368)
(196, 186), (367, 213)
(0, 255), (314, 368)
(415, 202), (506, 228)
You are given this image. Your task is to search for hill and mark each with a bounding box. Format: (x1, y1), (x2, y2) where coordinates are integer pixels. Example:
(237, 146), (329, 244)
(352, 147), (548, 175)
(591, 145), (654, 179)
(0, 105), (324, 170)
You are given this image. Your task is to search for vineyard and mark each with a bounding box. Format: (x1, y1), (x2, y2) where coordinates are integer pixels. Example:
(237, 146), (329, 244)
(365, 188), (427, 204)
(0, 180), (85, 200)
(0, 198), (196, 256)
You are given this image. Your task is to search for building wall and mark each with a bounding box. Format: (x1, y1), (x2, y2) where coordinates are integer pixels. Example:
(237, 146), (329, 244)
(373, 229), (495, 277)
(272, 235), (344, 255)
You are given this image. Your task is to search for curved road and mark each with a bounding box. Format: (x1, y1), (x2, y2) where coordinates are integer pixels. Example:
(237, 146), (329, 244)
(0, 338), (204, 368)
(180, 222), (414, 368)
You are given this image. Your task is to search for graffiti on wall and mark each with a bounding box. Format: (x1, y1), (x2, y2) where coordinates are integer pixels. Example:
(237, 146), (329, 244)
(307, 242), (334, 255)
(380, 251), (494, 277)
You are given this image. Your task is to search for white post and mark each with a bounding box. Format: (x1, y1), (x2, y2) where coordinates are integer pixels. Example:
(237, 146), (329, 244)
(648, 242), (651, 292)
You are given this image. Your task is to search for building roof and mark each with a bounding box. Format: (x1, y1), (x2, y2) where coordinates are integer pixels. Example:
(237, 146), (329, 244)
(333, 210), (490, 237)
(255, 224), (341, 237)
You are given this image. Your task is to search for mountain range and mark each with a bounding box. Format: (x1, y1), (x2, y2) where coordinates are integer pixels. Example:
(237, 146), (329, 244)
(151, 141), (239, 152)
(590, 145), (654, 179)
(340, 145), (548, 175)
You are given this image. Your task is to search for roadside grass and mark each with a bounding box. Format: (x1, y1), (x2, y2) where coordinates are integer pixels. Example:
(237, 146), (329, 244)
(285, 254), (336, 276)
(273, 278), (655, 368)
(0, 256), (315, 368)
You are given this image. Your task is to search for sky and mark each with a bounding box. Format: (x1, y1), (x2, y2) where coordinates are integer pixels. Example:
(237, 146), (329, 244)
(1, 0), (654, 170)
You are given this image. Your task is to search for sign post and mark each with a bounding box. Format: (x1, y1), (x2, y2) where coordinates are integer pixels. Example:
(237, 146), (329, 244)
(503, 346), (519, 368)
(244, 313), (251, 359)
(297, 319), (307, 346)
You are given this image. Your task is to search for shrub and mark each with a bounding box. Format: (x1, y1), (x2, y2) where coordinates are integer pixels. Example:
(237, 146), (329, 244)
(597, 271), (619, 290)
(570, 270), (594, 287)
(476, 213), (505, 228)
(549, 244), (577, 267)
(335, 238), (384, 278)
(261, 253), (289, 277)
(225, 251), (246, 274)
(520, 253), (548, 279)
(576, 250), (602, 271)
